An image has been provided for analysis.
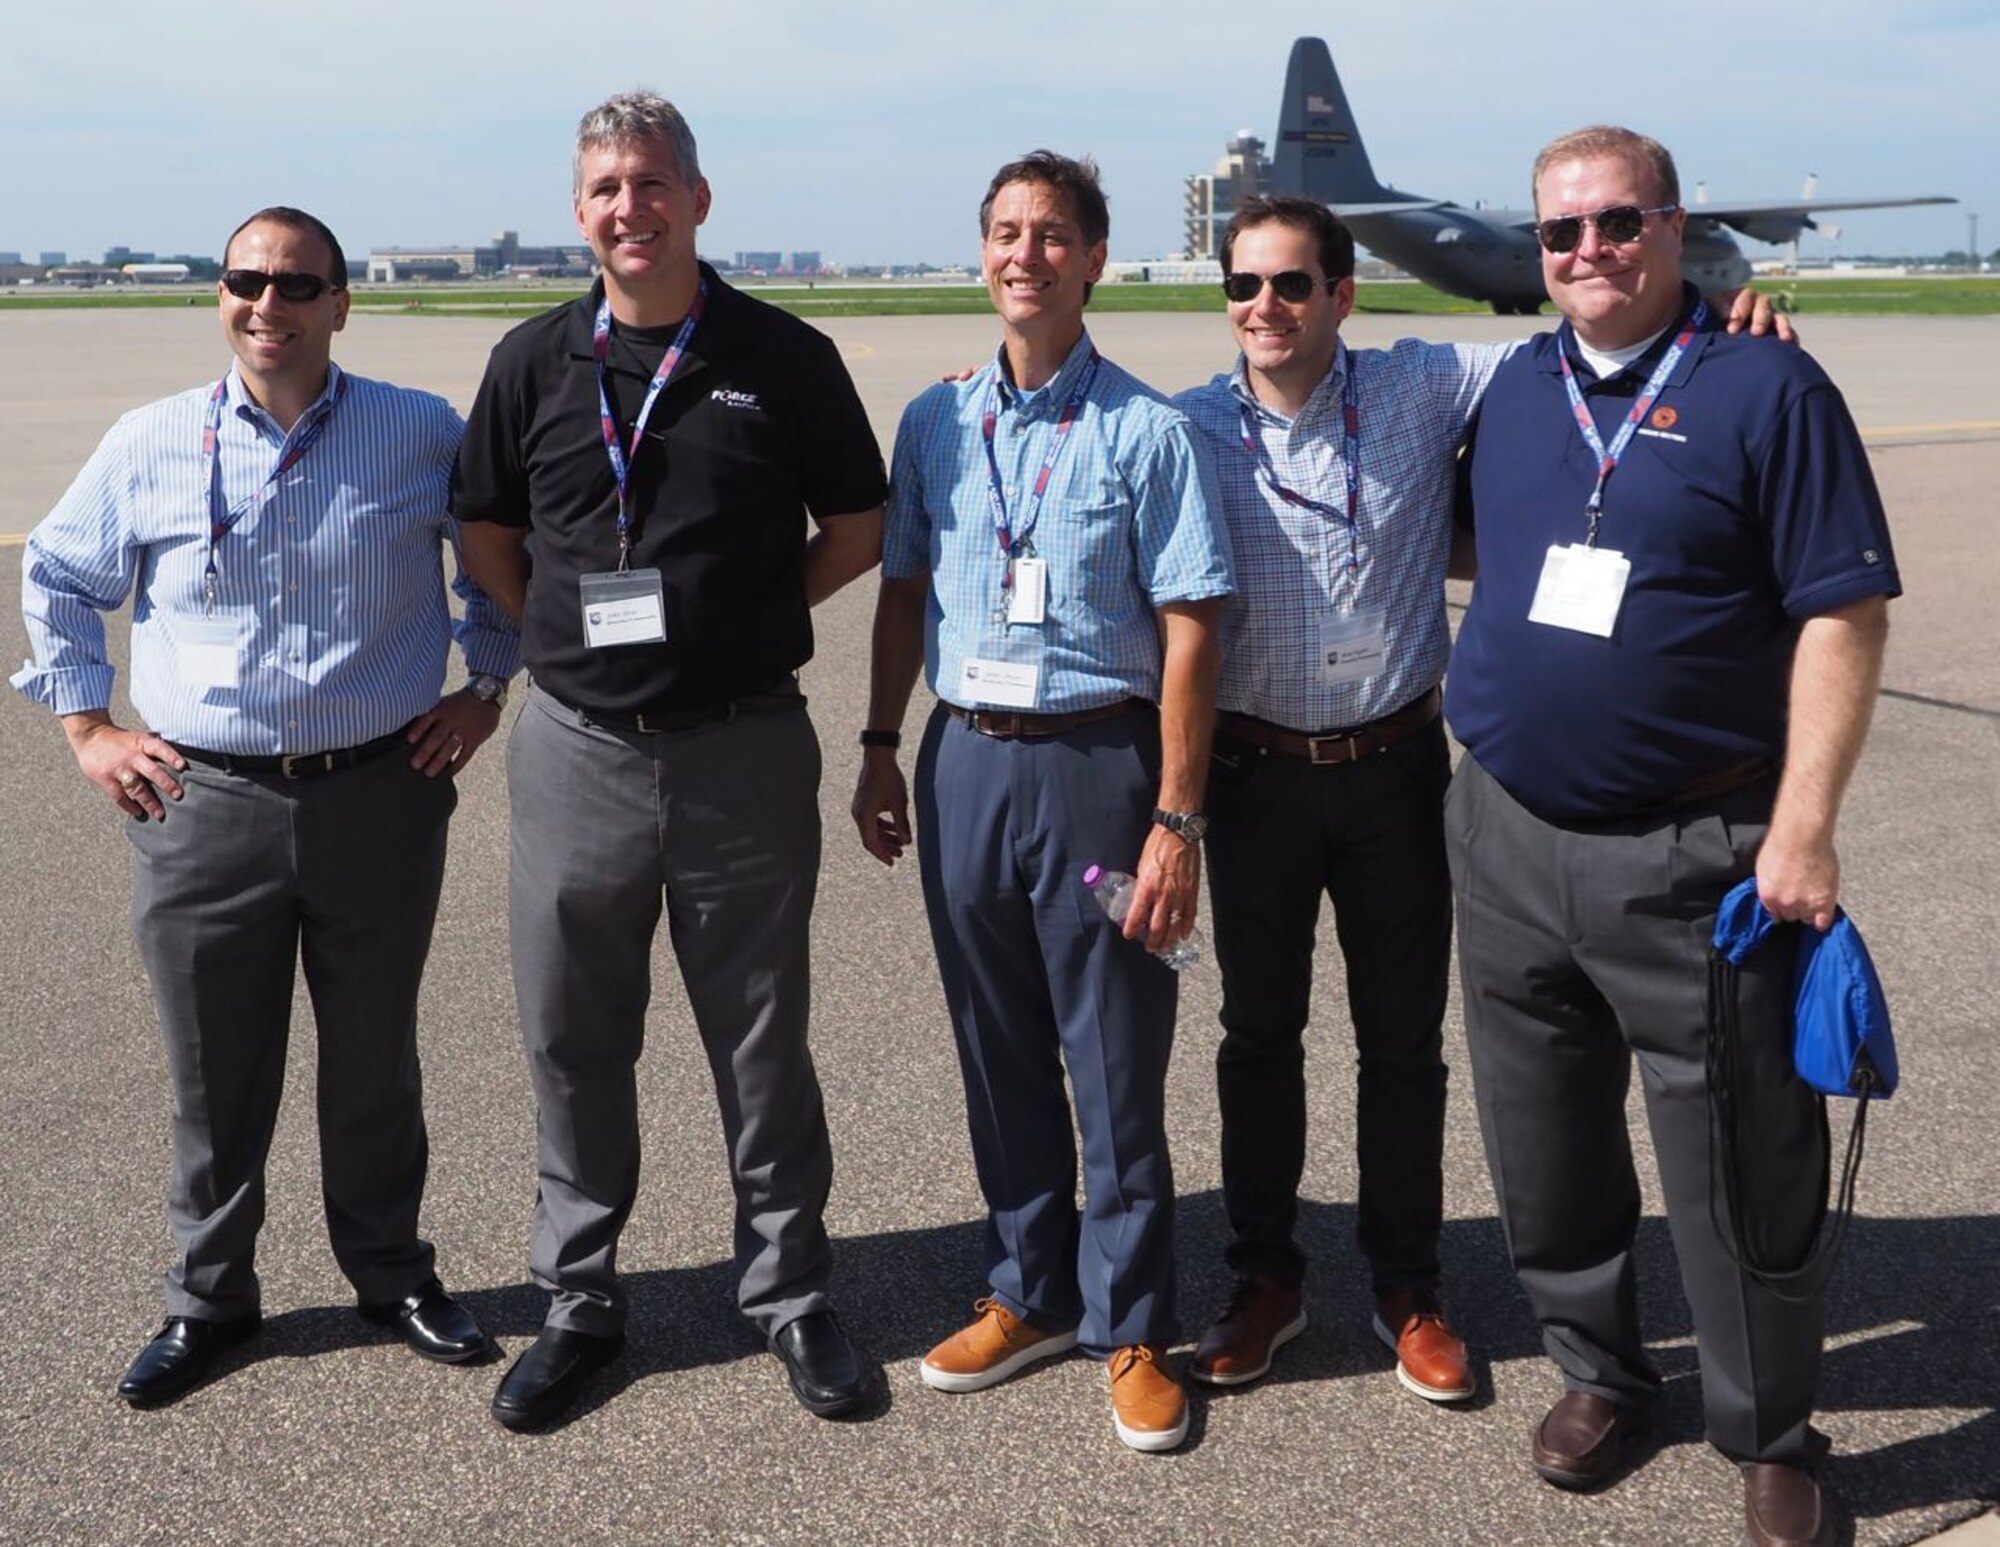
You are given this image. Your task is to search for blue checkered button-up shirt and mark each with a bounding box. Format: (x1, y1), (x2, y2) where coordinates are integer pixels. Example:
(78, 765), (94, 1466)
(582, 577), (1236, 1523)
(14, 363), (520, 753)
(1174, 337), (1513, 731)
(885, 330), (1233, 713)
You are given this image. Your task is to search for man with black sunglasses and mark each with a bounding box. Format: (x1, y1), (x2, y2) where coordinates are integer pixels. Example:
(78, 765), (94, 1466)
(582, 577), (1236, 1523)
(1170, 195), (1787, 1411)
(1447, 126), (1896, 1546)
(15, 206), (521, 1406)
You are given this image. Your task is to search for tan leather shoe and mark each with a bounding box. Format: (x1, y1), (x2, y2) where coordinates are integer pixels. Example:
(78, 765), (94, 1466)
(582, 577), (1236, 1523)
(1743, 1462), (1832, 1547)
(1108, 1344), (1188, 1452)
(919, 1297), (1078, 1393)
(1372, 1284), (1474, 1402)
(1188, 1275), (1306, 1386)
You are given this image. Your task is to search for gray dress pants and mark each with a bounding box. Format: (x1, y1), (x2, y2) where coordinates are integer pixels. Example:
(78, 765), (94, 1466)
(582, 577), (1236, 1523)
(1446, 755), (1830, 1465)
(128, 751), (453, 1320)
(507, 684), (834, 1339)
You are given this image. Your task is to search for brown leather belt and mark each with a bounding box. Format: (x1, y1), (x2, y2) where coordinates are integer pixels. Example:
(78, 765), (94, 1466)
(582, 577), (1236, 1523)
(945, 698), (1143, 741)
(1218, 688), (1441, 767)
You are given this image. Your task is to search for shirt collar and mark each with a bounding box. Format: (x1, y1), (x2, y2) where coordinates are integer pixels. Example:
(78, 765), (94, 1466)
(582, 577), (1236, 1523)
(1227, 337), (1348, 425)
(564, 261), (732, 366)
(992, 326), (1098, 413)
(222, 358), (345, 425)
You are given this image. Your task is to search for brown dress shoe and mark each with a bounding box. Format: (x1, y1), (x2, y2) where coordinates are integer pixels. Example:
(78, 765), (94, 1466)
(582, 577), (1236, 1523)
(1743, 1462), (1832, 1547)
(1188, 1275), (1306, 1387)
(1531, 1390), (1638, 1489)
(1372, 1285), (1473, 1402)
(919, 1297), (1078, 1393)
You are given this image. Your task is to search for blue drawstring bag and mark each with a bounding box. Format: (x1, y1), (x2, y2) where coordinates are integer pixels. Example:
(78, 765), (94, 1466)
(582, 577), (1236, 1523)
(1706, 878), (1897, 1297)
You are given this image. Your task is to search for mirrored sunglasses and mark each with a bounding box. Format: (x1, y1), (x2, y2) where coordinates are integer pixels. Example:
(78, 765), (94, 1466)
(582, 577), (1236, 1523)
(1221, 269), (1329, 304)
(1534, 203), (1679, 255)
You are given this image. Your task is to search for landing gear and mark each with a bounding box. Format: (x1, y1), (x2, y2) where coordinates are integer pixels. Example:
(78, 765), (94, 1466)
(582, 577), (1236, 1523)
(1491, 299), (1544, 316)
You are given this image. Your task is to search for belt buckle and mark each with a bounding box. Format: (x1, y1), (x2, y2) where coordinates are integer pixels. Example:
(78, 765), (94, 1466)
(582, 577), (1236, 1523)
(632, 711), (663, 734)
(280, 751), (331, 779)
(1306, 734), (1358, 766)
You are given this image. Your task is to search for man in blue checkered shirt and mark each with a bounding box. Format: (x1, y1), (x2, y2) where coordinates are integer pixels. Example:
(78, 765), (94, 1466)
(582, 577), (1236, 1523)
(852, 151), (1232, 1454)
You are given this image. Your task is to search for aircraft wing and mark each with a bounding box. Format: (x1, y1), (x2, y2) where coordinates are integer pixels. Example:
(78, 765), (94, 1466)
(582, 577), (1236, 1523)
(1328, 200), (1449, 217)
(1687, 195), (1955, 246)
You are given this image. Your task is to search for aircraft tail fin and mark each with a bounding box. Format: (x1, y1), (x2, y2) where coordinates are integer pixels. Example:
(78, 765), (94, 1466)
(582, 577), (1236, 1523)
(1268, 37), (1418, 207)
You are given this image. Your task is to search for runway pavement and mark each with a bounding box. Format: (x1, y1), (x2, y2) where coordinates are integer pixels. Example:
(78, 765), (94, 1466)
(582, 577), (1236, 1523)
(0, 304), (1995, 1545)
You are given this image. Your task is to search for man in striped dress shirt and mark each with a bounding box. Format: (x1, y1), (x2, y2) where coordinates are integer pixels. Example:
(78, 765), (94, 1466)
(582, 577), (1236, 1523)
(853, 152), (1232, 1453)
(14, 207), (521, 1407)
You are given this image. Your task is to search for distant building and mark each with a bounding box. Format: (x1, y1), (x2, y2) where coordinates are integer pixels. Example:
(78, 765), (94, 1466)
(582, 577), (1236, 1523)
(39, 251), (66, 267)
(1183, 131), (1270, 260)
(104, 246), (157, 267)
(367, 245), (487, 282)
(121, 263), (193, 284)
(786, 251), (823, 276)
(0, 252), (19, 265)
(734, 250), (783, 275)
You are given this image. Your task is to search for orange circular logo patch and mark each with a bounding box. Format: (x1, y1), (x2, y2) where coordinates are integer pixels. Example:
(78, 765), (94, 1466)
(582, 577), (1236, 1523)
(1651, 406), (1679, 430)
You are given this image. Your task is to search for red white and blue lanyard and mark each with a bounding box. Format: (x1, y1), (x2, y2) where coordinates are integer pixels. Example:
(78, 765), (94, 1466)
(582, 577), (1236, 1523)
(1558, 300), (1706, 547)
(1237, 357), (1361, 576)
(981, 350), (1100, 595)
(593, 280), (706, 569)
(201, 371), (348, 614)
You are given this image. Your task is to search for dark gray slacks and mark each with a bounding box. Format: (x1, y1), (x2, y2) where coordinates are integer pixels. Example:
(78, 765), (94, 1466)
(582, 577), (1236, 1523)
(127, 752), (454, 1320)
(1205, 716), (1453, 1294)
(508, 684), (833, 1340)
(1446, 755), (1830, 1465)
(913, 703), (1181, 1355)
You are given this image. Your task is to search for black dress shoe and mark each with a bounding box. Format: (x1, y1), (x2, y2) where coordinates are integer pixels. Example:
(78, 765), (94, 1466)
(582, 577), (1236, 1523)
(490, 1326), (623, 1431)
(771, 1309), (867, 1418)
(360, 1277), (490, 1363)
(1743, 1462), (1832, 1547)
(117, 1315), (261, 1408)
(1530, 1390), (1641, 1490)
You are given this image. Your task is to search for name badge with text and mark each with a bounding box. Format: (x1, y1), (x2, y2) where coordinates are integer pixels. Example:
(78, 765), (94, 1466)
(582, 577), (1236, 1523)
(1317, 607), (1388, 686)
(1527, 544), (1629, 638)
(957, 656), (1040, 709)
(580, 569), (667, 649)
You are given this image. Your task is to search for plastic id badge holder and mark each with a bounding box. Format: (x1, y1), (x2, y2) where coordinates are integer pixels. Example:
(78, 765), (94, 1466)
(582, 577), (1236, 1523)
(580, 568), (667, 649)
(176, 614), (243, 691)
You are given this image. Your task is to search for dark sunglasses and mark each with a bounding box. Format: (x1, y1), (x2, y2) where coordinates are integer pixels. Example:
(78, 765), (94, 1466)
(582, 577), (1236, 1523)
(221, 268), (342, 303)
(1222, 269), (1331, 304)
(1534, 203), (1679, 255)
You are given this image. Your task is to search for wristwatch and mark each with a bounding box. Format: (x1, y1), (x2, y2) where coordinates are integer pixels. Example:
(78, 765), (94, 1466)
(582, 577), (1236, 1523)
(1152, 808), (1209, 845)
(467, 673), (510, 708)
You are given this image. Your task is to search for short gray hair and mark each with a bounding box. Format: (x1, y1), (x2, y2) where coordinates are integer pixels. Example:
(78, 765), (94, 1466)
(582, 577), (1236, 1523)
(573, 90), (701, 194)
(1531, 125), (1679, 213)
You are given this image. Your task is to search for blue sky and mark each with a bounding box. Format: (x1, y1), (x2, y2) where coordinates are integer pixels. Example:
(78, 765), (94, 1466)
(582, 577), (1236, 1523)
(1, 1), (1991, 267)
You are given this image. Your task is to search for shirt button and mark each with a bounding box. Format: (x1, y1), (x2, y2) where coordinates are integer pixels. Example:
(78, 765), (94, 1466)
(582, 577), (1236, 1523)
(289, 651), (302, 663)
(288, 583), (299, 594)
(287, 718), (298, 729)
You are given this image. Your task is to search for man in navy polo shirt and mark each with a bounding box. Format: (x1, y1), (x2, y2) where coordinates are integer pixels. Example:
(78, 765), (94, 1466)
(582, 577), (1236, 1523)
(1446, 126), (1896, 1547)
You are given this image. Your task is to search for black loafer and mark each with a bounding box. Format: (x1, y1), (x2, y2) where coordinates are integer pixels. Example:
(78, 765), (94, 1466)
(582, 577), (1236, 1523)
(117, 1314), (262, 1408)
(771, 1309), (866, 1418)
(490, 1326), (623, 1431)
(360, 1277), (489, 1363)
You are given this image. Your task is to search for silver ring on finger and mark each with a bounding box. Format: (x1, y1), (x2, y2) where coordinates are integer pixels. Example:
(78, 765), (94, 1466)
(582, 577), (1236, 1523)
(117, 772), (140, 791)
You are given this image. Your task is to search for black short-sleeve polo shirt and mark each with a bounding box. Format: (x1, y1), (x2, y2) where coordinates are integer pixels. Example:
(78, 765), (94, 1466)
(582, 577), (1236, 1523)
(454, 264), (887, 714)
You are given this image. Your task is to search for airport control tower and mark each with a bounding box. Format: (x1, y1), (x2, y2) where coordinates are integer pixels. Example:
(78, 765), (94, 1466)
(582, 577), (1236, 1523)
(1183, 131), (1270, 259)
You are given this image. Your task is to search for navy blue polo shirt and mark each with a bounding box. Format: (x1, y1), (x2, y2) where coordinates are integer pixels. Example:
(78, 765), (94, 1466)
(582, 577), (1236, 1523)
(1446, 286), (1899, 825)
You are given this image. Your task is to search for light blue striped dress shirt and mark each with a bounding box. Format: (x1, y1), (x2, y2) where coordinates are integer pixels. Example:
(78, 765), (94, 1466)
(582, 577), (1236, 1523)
(13, 362), (521, 754)
(883, 330), (1234, 713)
(1174, 338), (1514, 732)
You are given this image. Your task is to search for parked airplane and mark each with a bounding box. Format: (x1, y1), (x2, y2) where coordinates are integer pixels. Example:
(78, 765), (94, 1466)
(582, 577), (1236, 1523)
(1264, 37), (1956, 313)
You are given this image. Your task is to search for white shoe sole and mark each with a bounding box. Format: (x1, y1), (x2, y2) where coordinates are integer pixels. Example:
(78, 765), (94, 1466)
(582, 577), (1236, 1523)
(1372, 1313), (1475, 1403)
(1113, 1405), (1190, 1452)
(1185, 1309), (1307, 1387)
(919, 1328), (1079, 1393)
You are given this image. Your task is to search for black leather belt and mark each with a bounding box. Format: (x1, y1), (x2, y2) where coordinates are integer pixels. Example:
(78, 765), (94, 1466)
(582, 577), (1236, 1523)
(174, 730), (405, 780)
(1218, 688), (1441, 767)
(945, 699), (1144, 741)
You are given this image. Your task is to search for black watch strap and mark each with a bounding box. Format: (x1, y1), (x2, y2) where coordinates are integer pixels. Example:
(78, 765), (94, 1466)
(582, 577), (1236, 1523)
(858, 729), (901, 750)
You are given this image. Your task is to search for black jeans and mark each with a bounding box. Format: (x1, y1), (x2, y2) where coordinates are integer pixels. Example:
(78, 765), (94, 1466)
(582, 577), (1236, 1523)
(1204, 715), (1453, 1294)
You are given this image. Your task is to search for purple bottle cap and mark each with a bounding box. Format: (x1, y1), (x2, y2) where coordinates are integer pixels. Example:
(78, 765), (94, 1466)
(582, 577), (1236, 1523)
(1082, 864), (1103, 886)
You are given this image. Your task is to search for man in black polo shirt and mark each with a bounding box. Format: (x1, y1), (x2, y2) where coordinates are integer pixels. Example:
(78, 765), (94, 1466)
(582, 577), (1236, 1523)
(455, 89), (886, 1429)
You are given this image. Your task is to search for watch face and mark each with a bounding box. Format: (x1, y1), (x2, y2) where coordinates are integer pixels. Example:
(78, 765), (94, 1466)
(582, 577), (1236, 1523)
(1179, 813), (1209, 842)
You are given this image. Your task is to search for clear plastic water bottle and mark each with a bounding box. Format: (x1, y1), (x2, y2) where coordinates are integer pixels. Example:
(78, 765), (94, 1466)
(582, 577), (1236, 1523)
(1082, 864), (1203, 972)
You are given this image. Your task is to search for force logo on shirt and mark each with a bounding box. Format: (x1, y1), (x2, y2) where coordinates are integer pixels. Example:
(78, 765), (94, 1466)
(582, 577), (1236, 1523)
(711, 389), (762, 411)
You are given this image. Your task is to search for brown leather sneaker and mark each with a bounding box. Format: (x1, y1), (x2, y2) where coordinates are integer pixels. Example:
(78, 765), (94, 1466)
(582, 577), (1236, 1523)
(1743, 1462), (1832, 1547)
(1530, 1390), (1638, 1490)
(1188, 1275), (1306, 1387)
(919, 1297), (1078, 1393)
(1108, 1344), (1188, 1452)
(1371, 1285), (1474, 1402)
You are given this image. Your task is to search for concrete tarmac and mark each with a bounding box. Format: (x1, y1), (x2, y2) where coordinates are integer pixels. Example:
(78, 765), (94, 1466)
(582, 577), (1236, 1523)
(0, 304), (1995, 1545)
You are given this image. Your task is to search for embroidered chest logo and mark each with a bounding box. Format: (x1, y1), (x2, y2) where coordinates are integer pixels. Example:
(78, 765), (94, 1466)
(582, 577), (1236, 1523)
(1637, 403), (1688, 444)
(711, 389), (762, 411)
(1651, 406), (1678, 430)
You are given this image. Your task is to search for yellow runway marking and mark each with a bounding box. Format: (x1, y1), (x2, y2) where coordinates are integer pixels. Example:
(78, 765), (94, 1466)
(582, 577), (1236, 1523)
(1863, 420), (2000, 437)
(0, 533), (25, 548)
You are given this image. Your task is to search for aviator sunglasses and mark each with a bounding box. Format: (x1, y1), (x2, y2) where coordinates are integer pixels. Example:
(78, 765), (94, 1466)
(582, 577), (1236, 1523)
(221, 268), (343, 303)
(1534, 203), (1679, 255)
(1222, 269), (1332, 304)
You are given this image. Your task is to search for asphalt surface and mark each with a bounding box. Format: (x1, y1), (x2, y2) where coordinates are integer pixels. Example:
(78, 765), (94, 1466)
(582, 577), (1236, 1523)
(0, 306), (1995, 1545)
